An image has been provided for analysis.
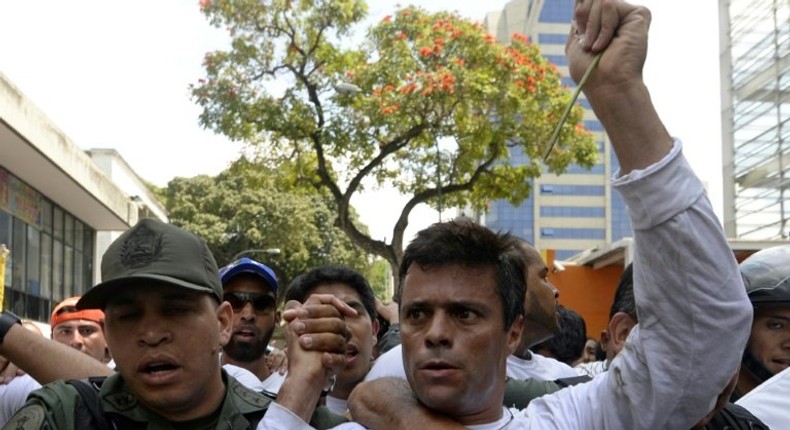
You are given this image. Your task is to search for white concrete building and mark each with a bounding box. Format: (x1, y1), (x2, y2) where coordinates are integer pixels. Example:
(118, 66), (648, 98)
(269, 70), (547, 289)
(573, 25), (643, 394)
(0, 70), (165, 323)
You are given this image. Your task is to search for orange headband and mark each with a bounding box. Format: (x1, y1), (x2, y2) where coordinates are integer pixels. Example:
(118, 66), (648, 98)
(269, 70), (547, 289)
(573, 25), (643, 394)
(50, 296), (104, 328)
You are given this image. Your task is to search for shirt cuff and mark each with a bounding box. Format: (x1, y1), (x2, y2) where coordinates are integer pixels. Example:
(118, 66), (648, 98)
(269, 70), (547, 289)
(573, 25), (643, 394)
(261, 402), (314, 430)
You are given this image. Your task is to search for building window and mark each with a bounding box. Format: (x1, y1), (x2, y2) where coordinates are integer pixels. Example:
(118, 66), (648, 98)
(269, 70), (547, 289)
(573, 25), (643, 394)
(539, 0), (573, 23)
(52, 238), (63, 302)
(53, 207), (64, 241)
(541, 228), (605, 239)
(0, 211), (10, 289)
(538, 33), (568, 44)
(539, 184), (605, 196)
(11, 218), (26, 291)
(584, 120), (604, 132)
(563, 164), (606, 175)
(26, 226), (40, 296)
(541, 206), (605, 217)
(40, 232), (52, 299)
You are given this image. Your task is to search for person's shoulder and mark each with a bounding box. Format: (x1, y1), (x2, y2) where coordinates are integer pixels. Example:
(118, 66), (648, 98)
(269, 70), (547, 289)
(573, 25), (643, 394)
(507, 353), (578, 380)
(223, 363), (265, 392)
(27, 379), (81, 403)
(226, 374), (272, 410)
(5, 380), (80, 430)
(3, 402), (48, 429)
(260, 372), (285, 397)
(365, 344), (405, 381)
(503, 377), (560, 409)
(530, 353), (579, 378)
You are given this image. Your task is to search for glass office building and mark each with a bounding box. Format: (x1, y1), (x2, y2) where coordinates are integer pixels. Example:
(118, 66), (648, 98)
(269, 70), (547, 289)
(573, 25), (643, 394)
(481, 0), (631, 260)
(721, 0), (790, 239)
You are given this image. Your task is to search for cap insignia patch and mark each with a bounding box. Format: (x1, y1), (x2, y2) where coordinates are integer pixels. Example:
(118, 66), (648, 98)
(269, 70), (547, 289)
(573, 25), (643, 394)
(119, 224), (164, 268)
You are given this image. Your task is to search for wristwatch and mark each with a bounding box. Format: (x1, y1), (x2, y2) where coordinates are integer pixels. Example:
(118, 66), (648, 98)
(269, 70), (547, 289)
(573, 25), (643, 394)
(0, 311), (21, 344)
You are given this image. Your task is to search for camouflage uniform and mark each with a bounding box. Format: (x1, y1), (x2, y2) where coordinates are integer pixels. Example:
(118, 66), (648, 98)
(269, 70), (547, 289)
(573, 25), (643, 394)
(3, 370), (269, 430)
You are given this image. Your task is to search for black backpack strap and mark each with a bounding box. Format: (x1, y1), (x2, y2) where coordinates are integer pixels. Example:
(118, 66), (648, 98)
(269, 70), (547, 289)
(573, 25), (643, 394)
(66, 377), (112, 430)
(704, 402), (771, 430)
(553, 375), (592, 388)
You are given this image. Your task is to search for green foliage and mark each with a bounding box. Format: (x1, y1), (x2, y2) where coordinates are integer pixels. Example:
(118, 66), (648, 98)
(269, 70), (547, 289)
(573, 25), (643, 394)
(193, 0), (597, 285)
(160, 156), (371, 289)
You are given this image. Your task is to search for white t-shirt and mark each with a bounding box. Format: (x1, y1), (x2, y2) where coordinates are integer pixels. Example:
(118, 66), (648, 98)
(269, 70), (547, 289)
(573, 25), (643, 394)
(325, 395), (348, 415)
(363, 344), (406, 381)
(506, 353), (579, 381)
(222, 363), (285, 396)
(0, 374), (41, 426)
(735, 366), (790, 430)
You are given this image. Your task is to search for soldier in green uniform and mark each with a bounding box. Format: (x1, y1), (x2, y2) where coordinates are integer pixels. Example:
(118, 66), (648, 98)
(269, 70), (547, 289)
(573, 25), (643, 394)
(2, 218), (351, 430)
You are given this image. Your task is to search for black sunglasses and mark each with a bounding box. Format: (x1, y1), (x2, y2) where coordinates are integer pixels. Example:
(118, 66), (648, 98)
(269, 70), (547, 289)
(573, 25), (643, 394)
(223, 292), (276, 313)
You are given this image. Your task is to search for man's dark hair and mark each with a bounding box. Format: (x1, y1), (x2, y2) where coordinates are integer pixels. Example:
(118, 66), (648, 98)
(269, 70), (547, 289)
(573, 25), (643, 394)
(530, 305), (588, 365)
(285, 265), (377, 320)
(397, 218), (525, 330)
(609, 263), (636, 321)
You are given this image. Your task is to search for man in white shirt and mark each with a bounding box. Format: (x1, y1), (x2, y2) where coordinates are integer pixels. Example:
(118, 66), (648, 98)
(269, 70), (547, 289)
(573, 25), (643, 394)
(0, 298), (113, 426)
(258, 0), (753, 428)
(218, 257), (285, 393)
(0, 322), (45, 426)
(364, 238), (578, 384)
(341, 1), (753, 429)
(284, 266), (380, 415)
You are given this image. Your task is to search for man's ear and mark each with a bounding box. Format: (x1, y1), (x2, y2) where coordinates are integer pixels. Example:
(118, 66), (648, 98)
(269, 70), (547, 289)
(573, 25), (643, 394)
(608, 312), (637, 355)
(217, 301), (233, 347)
(506, 315), (525, 355)
(372, 317), (381, 341)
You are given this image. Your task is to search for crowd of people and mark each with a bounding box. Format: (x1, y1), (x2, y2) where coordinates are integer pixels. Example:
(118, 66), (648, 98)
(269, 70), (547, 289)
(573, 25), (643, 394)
(0, 0), (787, 428)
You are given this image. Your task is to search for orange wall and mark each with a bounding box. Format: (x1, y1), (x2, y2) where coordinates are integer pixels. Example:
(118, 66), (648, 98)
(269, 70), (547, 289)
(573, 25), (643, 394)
(545, 251), (623, 339)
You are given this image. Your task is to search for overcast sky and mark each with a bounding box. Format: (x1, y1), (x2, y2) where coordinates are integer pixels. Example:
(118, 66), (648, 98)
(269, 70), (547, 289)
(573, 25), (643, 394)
(0, 0), (721, 242)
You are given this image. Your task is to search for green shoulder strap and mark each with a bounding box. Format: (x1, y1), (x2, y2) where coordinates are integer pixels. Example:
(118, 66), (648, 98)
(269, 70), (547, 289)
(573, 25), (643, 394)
(503, 377), (561, 410)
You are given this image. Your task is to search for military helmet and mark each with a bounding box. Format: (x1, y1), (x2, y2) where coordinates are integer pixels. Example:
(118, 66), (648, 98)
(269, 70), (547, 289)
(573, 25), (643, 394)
(740, 245), (790, 307)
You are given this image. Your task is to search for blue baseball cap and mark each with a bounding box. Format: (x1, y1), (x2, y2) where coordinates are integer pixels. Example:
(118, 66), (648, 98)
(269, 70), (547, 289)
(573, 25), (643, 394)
(219, 257), (279, 293)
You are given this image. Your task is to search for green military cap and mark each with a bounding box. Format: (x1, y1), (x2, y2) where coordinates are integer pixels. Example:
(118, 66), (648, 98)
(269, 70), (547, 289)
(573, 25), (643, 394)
(78, 218), (222, 309)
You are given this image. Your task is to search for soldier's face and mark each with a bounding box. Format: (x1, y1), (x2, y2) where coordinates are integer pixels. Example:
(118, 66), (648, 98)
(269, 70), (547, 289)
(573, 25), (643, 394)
(103, 282), (232, 421)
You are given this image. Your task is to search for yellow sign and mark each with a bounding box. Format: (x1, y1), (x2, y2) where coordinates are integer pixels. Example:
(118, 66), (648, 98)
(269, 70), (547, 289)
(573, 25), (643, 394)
(0, 168), (42, 228)
(0, 244), (8, 309)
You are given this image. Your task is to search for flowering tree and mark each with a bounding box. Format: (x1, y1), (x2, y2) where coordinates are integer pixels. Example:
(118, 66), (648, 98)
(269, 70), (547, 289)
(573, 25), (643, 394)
(193, 0), (596, 288)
